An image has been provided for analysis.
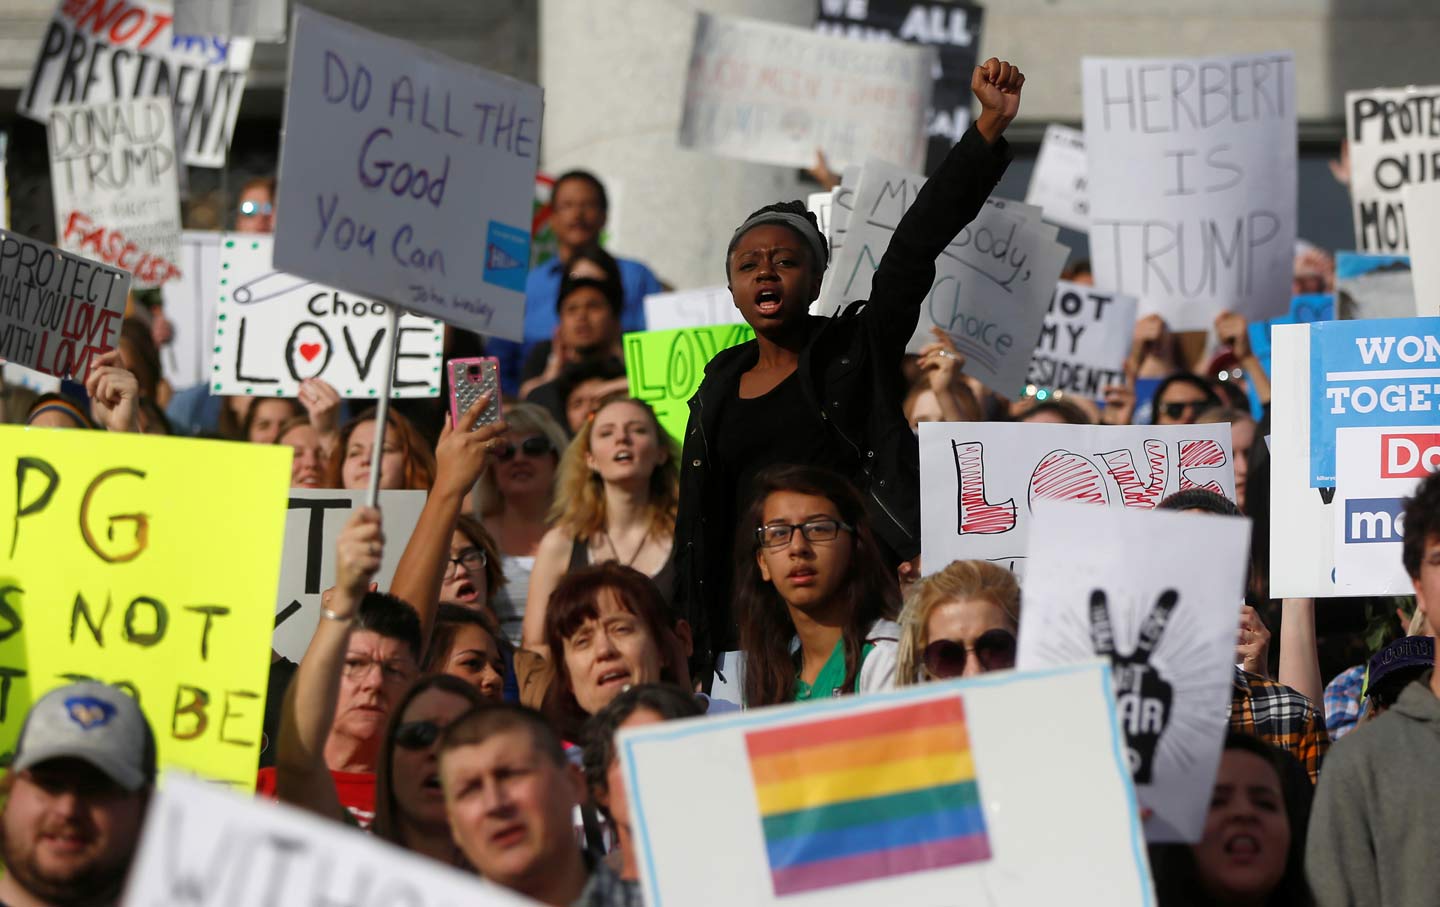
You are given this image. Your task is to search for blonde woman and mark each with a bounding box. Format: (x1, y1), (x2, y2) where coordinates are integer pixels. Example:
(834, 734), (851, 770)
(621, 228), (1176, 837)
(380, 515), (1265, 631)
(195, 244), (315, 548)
(896, 560), (1020, 684)
(522, 395), (680, 654)
(474, 402), (569, 643)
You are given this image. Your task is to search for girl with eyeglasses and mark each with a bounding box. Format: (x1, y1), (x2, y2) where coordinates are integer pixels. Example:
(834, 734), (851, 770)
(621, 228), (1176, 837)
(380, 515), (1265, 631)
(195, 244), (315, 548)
(736, 466), (902, 707)
(895, 559), (1020, 685)
(523, 396), (680, 655)
(474, 403), (570, 643)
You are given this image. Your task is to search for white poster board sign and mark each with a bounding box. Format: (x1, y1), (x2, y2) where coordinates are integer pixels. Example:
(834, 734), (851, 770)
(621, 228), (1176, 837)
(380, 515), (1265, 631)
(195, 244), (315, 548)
(48, 98), (183, 289)
(273, 7), (542, 339)
(1403, 182), (1440, 316)
(1084, 53), (1297, 330)
(273, 490), (427, 660)
(919, 421), (1236, 576)
(1019, 502), (1249, 843)
(1346, 86), (1440, 254)
(642, 286), (744, 331)
(621, 661), (1152, 907)
(1028, 281), (1138, 396)
(678, 12), (934, 171)
(1025, 124), (1090, 232)
(1269, 324), (1336, 596)
(211, 235), (442, 398)
(0, 227), (129, 381)
(161, 231), (223, 389)
(1334, 425), (1435, 595)
(123, 772), (539, 906)
(19, 0), (254, 168)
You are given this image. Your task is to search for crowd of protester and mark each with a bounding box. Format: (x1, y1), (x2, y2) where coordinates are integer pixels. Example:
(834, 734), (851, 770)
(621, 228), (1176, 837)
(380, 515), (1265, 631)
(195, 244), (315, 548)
(2, 56), (1437, 907)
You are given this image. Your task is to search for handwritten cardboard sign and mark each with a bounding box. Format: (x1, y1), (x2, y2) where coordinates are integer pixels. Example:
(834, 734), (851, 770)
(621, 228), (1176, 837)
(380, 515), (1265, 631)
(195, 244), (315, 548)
(124, 772), (540, 906)
(1084, 53), (1297, 330)
(272, 490), (427, 661)
(1404, 181), (1440, 316)
(48, 97), (182, 289)
(0, 227), (129, 381)
(919, 421), (1236, 577)
(826, 158), (1066, 396)
(621, 661), (1153, 906)
(624, 324), (755, 443)
(273, 7), (542, 339)
(1018, 501), (1249, 843)
(1028, 281), (1138, 397)
(0, 428), (288, 790)
(1346, 86), (1440, 254)
(642, 286), (745, 332)
(210, 235), (442, 399)
(1336, 251), (1415, 320)
(1333, 424), (1437, 595)
(19, 0), (254, 168)
(1025, 124), (1091, 232)
(679, 12), (934, 171)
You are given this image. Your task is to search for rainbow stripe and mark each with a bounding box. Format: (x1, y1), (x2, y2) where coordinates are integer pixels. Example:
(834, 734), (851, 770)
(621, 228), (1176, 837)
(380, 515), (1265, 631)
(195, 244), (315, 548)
(745, 698), (991, 896)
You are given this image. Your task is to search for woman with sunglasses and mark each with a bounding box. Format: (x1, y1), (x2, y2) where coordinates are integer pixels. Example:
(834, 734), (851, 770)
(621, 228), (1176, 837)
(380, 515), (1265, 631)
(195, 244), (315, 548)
(475, 403), (570, 643)
(1151, 373), (1221, 426)
(736, 465), (902, 707)
(523, 396), (680, 654)
(372, 674), (488, 865)
(895, 559), (1020, 684)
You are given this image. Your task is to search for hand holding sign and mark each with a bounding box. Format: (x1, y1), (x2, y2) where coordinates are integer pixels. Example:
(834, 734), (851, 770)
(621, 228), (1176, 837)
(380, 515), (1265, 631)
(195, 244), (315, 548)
(1215, 311), (1251, 360)
(299, 378), (342, 442)
(918, 326), (967, 394)
(335, 509), (385, 605)
(1236, 605), (1271, 677)
(83, 350), (139, 433)
(1091, 588), (1178, 784)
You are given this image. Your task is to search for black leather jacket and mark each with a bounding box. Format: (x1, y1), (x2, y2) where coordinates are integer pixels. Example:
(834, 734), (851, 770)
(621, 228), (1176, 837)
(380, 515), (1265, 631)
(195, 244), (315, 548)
(673, 126), (1012, 671)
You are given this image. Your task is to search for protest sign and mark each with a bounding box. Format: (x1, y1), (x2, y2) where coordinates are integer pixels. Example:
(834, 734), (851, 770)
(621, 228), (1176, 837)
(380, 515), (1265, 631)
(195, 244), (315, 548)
(1333, 425), (1435, 595)
(1336, 252), (1414, 320)
(919, 420), (1236, 576)
(814, 0), (984, 172)
(173, 0), (287, 41)
(826, 158), (1066, 396)
(160, 231), (222, 389)
(624, 324), (755, 443)
(1018, 501), (1248, 843)
(621, 660), (1152, 906)
(1246, 293), (1333, 378)
(124, 772), (539, 906)
(1028, 281), (1137, 397)
(1345, 86), (1440, 254)
(1307, 316), (1440, 487)
(19, 0), (254, 168)
(1405, 182), (1440, 315)
(807, 191), (833, 242)
(272, 490), (426, 661)
(642, 286), (744, 332)
(1084, 53), (1297, 331)
(0, 227), (129, 381)
(210, 235), (443, 399)
(1025, 124), (1091, 232)
(48, 97), (182, 289)
(273, 7), (542, 340)
(678, 12), (934, 172)
(0, 428), (287, 789)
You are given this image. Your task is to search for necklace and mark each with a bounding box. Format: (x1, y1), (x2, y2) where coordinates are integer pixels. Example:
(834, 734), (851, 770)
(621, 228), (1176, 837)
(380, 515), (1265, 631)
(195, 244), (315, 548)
(602, 527), (648, 567)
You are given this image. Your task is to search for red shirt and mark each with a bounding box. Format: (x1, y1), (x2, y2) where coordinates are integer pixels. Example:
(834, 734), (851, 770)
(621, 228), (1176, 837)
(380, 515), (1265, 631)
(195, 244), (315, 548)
(255, 766), (377, 829)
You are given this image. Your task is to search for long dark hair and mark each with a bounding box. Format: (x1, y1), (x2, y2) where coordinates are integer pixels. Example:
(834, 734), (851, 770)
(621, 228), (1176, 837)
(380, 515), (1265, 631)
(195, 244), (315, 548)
(735, 465), (899, 708)
(1150, 733), (1315, 907)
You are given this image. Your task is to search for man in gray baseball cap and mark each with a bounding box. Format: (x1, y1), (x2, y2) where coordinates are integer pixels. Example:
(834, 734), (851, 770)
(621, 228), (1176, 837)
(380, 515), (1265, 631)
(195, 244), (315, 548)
(0, 681), (156, 907)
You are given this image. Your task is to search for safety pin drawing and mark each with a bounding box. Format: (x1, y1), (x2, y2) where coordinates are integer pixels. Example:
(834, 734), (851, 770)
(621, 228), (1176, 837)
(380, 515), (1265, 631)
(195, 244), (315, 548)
(232, 270), (316, 305)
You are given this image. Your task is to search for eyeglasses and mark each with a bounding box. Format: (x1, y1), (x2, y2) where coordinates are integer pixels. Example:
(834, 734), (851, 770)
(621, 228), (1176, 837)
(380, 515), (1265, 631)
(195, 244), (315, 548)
(1160, 401), (1209, 420)
(922, 630), (1017, 679)
(342, 656), (413, 684)
(446, 547), (487, 573)
(394, 720), (444, 751)
(239, 200), (274, 217)
(755, 518), (852, 549)
(494, 436), (554, 462)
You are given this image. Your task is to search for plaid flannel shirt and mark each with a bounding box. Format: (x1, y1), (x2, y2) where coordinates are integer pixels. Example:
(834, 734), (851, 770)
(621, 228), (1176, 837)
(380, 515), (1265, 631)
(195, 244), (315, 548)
(1228, 668), (1329, 782)
(574, 851), (643, 907)
(1322, 663), (1366, 741)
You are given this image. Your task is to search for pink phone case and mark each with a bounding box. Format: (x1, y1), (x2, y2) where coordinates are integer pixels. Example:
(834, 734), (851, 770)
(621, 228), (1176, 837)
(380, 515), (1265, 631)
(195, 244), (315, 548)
(448, 357), (503, 429)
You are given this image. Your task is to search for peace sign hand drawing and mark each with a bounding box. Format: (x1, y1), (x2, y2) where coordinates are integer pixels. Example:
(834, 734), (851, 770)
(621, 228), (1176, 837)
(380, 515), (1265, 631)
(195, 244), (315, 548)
(1090, 589), (1179, 784)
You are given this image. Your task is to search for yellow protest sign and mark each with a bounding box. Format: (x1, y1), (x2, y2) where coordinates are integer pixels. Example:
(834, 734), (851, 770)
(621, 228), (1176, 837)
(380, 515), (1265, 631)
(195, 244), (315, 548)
(0, 427), (291, 790)
(625, 324), (755, 443)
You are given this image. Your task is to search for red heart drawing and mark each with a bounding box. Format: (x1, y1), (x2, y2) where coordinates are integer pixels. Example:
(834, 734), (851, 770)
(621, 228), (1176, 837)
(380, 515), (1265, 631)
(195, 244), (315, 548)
(299, 343), (322, 362)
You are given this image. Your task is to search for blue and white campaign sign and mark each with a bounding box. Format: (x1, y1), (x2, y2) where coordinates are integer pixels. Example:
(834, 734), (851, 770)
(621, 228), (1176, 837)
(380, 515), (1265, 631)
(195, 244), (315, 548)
(1333, 425), (1438, 595)
(1309, 317), (1440, 487)
(1247, 294), (1333, 379)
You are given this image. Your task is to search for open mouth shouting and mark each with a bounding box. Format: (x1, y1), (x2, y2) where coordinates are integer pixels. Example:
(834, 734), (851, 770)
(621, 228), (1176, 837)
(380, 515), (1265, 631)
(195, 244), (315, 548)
(753, 287), (784, 317)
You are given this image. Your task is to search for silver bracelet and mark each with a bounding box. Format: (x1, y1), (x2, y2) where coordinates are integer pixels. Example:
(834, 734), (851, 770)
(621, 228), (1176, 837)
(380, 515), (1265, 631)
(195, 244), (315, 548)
(321, 607), (354, 624)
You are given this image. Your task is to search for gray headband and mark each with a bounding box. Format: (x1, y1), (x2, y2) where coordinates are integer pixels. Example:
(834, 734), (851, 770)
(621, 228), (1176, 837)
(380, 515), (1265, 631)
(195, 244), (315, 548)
(726, 211), (829, 279)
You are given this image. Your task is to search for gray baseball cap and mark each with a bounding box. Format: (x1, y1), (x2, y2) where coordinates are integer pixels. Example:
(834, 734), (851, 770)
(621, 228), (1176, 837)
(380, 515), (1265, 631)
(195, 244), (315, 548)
(12, 682), (156, 791)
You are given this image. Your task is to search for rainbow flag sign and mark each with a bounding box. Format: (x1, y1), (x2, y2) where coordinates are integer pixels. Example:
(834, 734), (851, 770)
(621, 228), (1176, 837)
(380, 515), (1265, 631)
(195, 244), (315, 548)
(746, 698), (990, 895)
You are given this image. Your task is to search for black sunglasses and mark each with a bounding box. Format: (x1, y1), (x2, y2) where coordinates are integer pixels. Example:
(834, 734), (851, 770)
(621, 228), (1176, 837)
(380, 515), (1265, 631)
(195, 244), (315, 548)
(494, 436), (554, 462)
(1160, 401), (1209, 420)
(394, 720), (444, 751)
(922, 630), (1017, 679)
